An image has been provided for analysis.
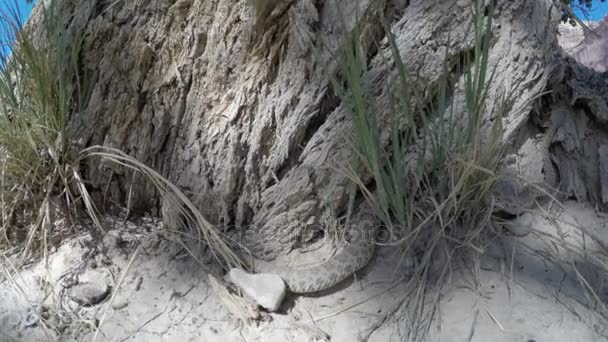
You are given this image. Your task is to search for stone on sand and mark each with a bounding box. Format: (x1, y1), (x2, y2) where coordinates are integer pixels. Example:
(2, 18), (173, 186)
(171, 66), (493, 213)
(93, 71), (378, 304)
(228, 268), (286, 311)
(69, 282), (110, 306)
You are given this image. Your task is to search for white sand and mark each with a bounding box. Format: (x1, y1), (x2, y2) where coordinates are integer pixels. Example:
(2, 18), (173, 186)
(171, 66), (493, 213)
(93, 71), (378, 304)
(1, 201), (607, 341)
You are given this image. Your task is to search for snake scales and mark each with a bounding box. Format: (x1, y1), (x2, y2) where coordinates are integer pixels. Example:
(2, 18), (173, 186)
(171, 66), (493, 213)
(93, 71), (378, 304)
(162, 170), (542, 294)
(161, 200), (377, 294)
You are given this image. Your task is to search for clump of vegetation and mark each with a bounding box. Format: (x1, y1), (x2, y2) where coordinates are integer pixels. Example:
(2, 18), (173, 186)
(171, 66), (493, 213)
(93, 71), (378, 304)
(0, 0), (242, 270)
(0, 0), (605, 339)
(335, 0), (501, 270)
(0, 0), (96, 258)
(0, 0), (242, 335)
(334, 0), (608, 337)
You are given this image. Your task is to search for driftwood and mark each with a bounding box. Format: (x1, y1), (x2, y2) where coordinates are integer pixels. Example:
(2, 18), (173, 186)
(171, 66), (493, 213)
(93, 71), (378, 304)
(28, 0), (606, 258)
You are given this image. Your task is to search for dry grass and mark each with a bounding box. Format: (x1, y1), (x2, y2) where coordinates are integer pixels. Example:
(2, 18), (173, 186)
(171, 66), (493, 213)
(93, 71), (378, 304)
(0, 0), (242, 339)
(334, 0), (500, 266)
(0, 0), (96, 261)
(332, 0), (607, 339)
(0, 0), (242, 270)
(81, 146), (245, 272)
(0, 0), (606, 340)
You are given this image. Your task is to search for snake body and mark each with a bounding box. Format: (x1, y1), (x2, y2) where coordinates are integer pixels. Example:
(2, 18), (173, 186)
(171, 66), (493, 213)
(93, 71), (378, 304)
(162, 200), (377, 294)
(258, 237), (375, 293)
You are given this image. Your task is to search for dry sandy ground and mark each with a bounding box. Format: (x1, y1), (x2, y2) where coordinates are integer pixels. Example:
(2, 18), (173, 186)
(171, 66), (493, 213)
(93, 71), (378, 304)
(1, 200), (607, 342)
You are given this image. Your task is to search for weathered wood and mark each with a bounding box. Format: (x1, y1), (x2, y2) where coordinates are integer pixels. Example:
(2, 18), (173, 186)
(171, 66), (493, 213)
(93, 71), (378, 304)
(49, 0), (607, 259)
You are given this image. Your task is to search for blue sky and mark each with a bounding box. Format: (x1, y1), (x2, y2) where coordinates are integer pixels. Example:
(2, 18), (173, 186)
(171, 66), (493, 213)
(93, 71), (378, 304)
(574, 1), (608, 20)
(0, 0), (606, 58)
(0, 0), (34, 58)
(0, 0), (33, 22)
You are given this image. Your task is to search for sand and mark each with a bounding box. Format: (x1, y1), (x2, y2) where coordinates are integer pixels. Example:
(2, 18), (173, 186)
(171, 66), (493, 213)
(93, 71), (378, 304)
(1, 200), (607, 342)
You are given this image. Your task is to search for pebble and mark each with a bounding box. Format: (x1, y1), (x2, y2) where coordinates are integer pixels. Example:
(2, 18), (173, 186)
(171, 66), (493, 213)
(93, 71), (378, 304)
(69, 282), (110, 306)
(228, 268), (286, 312)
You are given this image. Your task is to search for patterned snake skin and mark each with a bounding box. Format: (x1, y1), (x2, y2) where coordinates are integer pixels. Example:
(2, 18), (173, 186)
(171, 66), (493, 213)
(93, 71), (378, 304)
(254, 219), (376, 293)
(161, 199), (377, 294)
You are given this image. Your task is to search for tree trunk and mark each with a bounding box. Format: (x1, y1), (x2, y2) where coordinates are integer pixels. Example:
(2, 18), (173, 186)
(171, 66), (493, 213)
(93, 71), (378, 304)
(57, 0), (608, 260)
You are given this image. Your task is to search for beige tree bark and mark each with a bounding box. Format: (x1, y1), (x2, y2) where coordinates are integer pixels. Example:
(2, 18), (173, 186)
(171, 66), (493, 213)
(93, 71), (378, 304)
(55, 0), (608, 260)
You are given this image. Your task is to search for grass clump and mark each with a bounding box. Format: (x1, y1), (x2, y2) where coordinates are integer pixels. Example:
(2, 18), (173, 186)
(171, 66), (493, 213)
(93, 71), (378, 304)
(0, 0), (96, 258)
(335, 0), (502, 260)
(0, 1), (242, 336)
(334, 0), (608, 337)
(0, 0), (241, 270)
(81, 146), (245, 272)
(332, 2), (506, 337)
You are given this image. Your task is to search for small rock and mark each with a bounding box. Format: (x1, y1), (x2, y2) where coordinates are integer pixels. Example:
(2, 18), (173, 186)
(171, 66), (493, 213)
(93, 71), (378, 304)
(134, 276), (143, 291)
(506, 212), (535, 237)
(111, 300), (129, 310)
(69, 282), (110, 306)
(228, 268), (286, 311)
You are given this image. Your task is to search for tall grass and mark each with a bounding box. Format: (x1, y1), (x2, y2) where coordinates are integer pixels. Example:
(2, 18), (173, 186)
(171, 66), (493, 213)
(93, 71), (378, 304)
(0, 0), (242, 273)
(331, 2), (506, 339)
(0, 1), (242, 334)
(0, 0), (96, 258)
(81, 146), (245, 272)
(0, 1), (242, 336)
(335, 0), (502, 247)
(334, 0), (608, 338)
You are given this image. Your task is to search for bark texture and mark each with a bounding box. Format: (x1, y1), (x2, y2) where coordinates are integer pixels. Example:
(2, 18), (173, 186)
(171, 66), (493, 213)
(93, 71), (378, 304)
(45, 0), (607, 259)
(572, 17), (608, 72)
(543, 60), (608, 204)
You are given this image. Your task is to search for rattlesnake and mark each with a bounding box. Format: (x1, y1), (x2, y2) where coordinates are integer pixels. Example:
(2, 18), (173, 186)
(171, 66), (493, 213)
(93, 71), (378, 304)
(254, 228), (376, 293)
(161, 199), (377, 294)
(162, 174), (540, 294)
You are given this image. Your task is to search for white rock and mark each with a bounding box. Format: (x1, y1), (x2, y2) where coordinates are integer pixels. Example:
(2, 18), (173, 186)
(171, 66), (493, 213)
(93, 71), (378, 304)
(507, 212), (535, 237)
(70, 282), (110, 306)
(228, 268), (286, 312)
(111, 299), (129, 310)
(69, 269), (111, 306)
